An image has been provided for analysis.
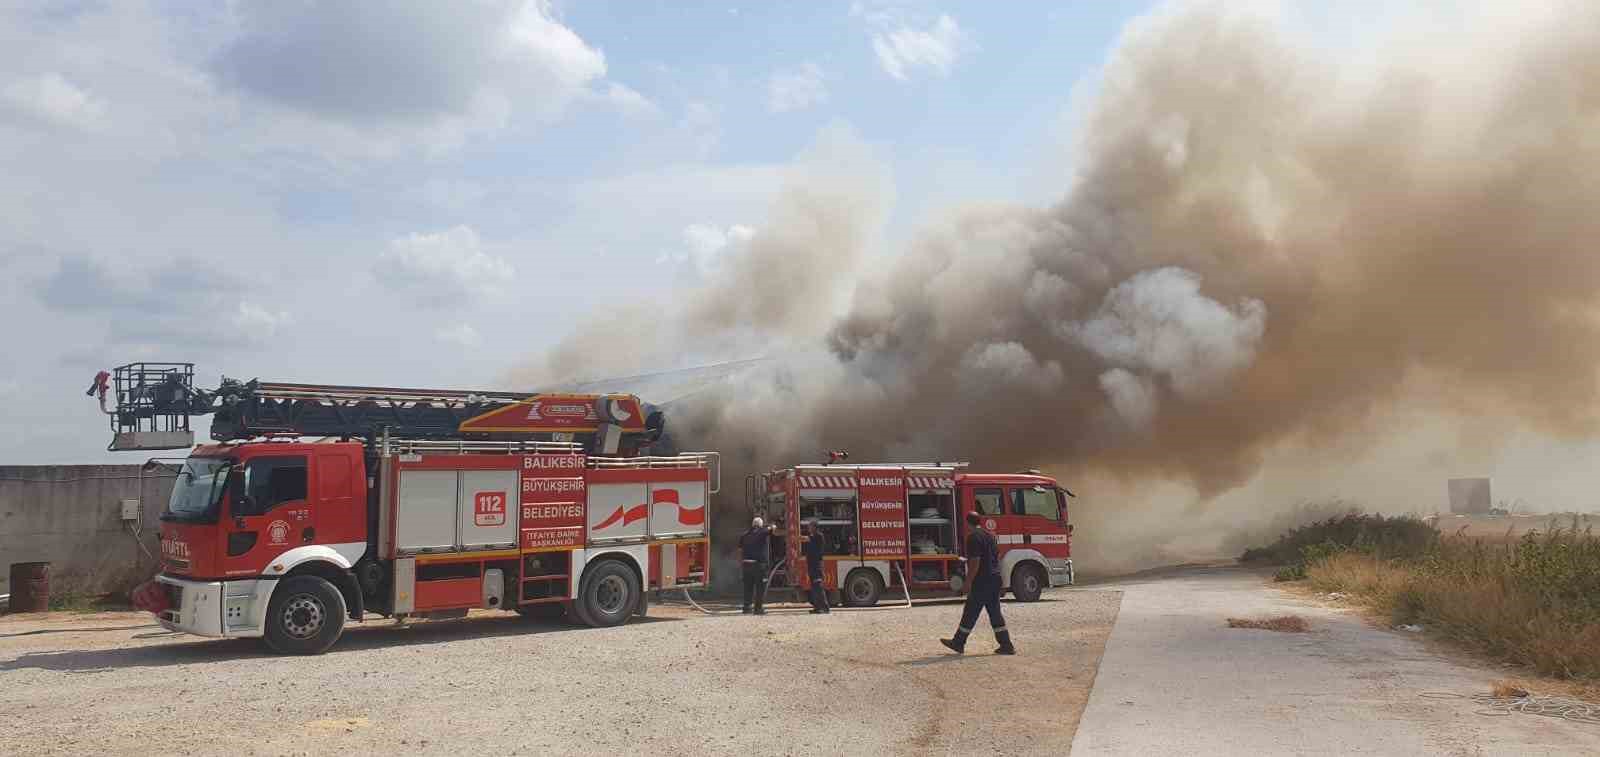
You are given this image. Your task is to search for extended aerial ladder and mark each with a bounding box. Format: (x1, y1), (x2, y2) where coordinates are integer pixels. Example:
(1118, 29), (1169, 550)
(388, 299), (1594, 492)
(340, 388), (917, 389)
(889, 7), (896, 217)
(88, 362), (668, 455)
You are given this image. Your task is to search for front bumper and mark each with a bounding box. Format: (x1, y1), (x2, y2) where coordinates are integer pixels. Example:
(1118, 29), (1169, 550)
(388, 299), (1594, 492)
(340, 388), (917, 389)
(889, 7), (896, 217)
(149, 575), (273, 638)
(1046, 558), (1074, 587)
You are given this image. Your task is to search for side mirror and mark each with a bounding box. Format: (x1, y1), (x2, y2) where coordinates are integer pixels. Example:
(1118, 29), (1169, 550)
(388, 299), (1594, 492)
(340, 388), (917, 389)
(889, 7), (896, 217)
(1067, 524), (1075, 536)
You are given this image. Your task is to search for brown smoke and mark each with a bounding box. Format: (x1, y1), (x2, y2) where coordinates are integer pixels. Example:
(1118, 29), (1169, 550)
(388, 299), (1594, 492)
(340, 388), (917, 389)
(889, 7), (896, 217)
(515, 1), (1600, 574)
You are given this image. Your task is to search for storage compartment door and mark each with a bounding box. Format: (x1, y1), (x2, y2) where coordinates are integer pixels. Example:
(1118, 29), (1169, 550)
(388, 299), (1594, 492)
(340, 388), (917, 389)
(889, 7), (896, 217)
(588, 482), (648, 541)
(396, 470), (458, 554)
(649, 479), (707, 538)
(458, 470), (519, 550)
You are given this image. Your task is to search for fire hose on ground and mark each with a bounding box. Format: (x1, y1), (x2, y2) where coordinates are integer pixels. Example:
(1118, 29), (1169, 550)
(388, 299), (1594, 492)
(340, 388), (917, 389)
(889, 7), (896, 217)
(680, 559), (913, 615)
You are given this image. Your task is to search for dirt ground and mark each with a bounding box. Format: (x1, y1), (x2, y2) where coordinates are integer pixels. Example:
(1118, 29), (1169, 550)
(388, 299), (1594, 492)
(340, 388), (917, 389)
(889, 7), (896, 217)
(0, 590), (1120, 756)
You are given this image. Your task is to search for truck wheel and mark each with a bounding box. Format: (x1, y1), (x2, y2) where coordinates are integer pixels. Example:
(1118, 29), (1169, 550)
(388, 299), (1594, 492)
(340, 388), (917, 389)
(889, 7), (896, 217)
(842, 569), (882, 607)
(1011, 563), (1045, 602)
(264, 575), (347, 655)
(577, 560), (638, 628)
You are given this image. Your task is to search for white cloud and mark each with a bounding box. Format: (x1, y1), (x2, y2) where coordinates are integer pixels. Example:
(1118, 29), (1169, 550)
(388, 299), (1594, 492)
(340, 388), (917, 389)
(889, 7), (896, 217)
(231, 302), (291, 337)
(1, 73), (106, 131)
(435, 323), (483, 347)
(213, 0), (612, 149)
(375, 226), (515, 306)
(871, 14), (971, 81)
(596, 82), (661, 119)
(767, 63), (828, 113)
(34, 256), (297, 350)
(660, 223), (755, 273)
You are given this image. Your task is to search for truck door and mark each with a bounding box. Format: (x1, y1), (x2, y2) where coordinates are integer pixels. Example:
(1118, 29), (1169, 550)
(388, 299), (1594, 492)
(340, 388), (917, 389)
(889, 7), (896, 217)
(313, 450), (365, 550)
(1009, 484), (1068, 559)
(222, 454), (312, 577)
(964, 485), (1010, 566)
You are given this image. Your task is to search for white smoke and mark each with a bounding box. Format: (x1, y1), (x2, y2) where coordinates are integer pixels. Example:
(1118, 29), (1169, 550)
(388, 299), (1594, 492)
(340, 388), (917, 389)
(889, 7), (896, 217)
(518, 0), (1600, 576)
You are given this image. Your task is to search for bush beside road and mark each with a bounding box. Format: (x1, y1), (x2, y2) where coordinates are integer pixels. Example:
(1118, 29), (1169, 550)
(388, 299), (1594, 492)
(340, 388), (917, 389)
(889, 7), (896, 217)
(1245, 511), (1600, 687)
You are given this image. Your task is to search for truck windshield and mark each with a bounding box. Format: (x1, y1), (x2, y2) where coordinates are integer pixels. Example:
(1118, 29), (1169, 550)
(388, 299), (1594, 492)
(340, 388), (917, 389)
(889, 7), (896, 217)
(164, 458), (232, 522)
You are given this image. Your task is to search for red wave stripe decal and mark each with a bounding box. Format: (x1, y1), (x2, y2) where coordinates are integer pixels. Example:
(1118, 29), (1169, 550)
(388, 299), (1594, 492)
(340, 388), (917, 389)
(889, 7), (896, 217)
(650, 488), (704, 526)
(594, 503), (648, 531)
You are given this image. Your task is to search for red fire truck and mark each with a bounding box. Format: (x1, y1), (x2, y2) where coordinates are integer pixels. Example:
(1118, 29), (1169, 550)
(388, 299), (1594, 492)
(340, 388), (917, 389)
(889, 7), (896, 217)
(750, 458), (1075, 607)
(93, 363), (715, 654)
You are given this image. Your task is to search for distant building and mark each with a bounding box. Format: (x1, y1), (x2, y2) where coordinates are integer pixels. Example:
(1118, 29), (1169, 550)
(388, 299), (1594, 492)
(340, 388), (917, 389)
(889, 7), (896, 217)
(1447, 477), (1491, 514)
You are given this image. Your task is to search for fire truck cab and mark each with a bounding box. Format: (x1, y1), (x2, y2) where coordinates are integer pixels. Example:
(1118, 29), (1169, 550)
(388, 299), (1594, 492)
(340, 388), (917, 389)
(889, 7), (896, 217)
(750, 462), (1075, 607)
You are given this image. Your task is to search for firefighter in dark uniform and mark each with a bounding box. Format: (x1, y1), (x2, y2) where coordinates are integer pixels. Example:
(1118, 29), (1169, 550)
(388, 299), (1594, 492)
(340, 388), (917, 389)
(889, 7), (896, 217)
(802, 520), (830, 614)
(941, 511), (1016, 655)
(740, 516), (776, 614)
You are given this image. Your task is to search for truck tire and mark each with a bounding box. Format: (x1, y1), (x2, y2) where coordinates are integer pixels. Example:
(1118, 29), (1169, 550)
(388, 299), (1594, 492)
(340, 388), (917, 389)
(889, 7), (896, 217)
(842, 569), (883, 607)
(1011, 563), (1045, 602)
(263, 575), (347, 655)
(577, 560), (638, 628)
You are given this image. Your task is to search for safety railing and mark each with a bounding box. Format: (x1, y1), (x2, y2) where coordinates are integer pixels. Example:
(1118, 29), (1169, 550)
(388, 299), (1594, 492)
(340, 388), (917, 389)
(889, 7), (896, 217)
(390, 438), (585, 455)
(590, 452), (721, 493)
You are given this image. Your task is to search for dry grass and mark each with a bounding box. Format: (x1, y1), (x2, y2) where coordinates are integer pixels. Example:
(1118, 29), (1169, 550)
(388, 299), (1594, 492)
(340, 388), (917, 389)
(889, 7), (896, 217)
(1490, 679), (1531, 699)
(1490, 675), (1600, 703)
(1431, 513), (1600, 543)
(1226, 615), (1311, 633)
(1304, 526), (1600, 681)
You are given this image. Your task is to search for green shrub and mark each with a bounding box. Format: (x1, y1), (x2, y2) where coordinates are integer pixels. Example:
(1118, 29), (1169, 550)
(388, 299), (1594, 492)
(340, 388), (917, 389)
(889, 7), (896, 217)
(1239, 511), (1437, 580)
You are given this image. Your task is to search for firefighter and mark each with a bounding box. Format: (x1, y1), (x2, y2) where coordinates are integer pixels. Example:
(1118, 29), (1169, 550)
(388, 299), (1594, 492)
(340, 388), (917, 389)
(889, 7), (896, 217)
(740, 516), (776, 614)
(941, 511), (1016, 655)
(802, 520), (830, 614)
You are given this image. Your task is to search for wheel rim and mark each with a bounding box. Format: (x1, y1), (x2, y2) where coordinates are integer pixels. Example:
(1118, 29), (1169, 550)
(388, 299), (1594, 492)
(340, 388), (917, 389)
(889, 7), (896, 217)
(1026, 573), (1039, 594)
(848, 576), (873, 602)
(595, 574), (628, 615)
(282, 594), (326, 639)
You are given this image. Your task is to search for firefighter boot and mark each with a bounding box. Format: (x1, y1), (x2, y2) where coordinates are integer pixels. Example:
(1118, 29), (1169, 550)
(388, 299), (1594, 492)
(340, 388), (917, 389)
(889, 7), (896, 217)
(941, 632), (967, 654)
(995, 629), (1017, 655)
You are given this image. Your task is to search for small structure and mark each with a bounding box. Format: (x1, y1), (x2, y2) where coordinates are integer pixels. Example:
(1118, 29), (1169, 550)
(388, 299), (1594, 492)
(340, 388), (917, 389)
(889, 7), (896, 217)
(1447, 477), (1492, 515)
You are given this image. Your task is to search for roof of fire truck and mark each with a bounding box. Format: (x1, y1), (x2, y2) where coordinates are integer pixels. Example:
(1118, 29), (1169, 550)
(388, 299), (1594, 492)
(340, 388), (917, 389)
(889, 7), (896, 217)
(768, 462), (1066, 488)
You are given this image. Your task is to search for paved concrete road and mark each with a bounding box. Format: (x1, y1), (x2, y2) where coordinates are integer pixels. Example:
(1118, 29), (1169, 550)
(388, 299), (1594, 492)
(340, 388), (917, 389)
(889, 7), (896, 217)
(0, 591), (1118, 756)
(1071, 566), (1600, 756)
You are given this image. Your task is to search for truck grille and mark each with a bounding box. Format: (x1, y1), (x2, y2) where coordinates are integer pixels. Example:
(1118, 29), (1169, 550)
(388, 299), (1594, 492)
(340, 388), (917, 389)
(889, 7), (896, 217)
(166, 558), (191, 573)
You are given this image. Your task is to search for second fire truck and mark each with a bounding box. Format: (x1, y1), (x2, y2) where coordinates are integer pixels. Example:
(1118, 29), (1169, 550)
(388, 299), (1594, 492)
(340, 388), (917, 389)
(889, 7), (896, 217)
(95, 363), (715, 654)
(749, 456), (1075, 607)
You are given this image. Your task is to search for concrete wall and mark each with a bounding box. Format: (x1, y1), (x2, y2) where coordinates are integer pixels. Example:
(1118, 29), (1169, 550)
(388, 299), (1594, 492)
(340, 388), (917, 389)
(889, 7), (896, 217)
(0, 465), (176, 598)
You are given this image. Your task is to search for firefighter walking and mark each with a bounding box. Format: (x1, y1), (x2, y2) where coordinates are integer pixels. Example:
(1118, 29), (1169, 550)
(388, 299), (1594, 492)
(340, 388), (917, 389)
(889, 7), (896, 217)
(740, 516), (776, 614)
(941, 511), (1016, 655)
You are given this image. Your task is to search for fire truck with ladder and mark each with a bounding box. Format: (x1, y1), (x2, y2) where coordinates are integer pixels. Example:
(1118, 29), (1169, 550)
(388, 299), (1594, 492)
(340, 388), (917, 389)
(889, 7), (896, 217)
(749, 453), (1075, 607)
(91, 363), (717, 654)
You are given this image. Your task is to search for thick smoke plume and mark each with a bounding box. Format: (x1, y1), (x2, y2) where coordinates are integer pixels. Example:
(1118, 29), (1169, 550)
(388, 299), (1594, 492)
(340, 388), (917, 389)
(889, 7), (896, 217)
(515, 1), (1600, 574)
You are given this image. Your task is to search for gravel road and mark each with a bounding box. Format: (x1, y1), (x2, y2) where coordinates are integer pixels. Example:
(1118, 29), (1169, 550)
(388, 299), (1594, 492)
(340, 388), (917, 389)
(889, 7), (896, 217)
(0, 591), (1119, 756)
